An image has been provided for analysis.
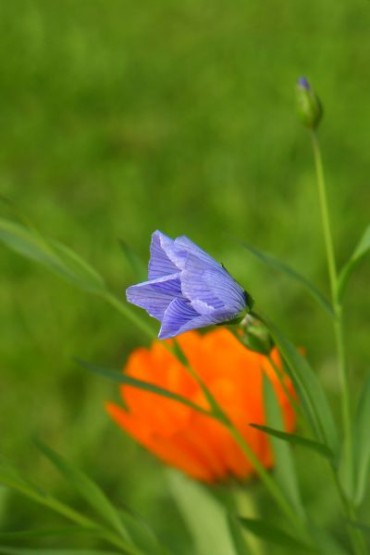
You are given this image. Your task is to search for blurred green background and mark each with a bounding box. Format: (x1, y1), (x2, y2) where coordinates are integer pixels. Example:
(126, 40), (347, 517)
(1, 0), (370, 552)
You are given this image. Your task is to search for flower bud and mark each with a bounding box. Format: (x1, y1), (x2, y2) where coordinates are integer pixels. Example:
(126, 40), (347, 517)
(296, 77), (323, 129)
(239, 315), (274, 355)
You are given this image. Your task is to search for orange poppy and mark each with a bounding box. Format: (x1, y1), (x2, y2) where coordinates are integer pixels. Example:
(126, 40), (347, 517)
(107, 328), (296, 483)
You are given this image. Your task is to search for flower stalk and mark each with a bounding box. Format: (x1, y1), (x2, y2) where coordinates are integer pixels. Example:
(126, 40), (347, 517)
(310, 130), (367, 555)
(310, 131), (352, 472)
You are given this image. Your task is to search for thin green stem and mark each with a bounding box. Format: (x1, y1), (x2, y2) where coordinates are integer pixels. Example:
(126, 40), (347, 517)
(310, 131), (365, 554)
(310, 132), (338, 300)
(310, 131), (352, 466)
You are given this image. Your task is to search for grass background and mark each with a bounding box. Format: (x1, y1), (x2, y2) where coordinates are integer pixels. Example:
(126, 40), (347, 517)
(1, 0), (370, 552)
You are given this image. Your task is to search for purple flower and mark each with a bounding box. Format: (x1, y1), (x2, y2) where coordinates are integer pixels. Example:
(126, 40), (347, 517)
(126, 230), (251, 339)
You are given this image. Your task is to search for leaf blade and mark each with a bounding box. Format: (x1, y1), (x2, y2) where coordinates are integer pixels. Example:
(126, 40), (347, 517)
(338, 225), (370, 300)
(79, 360), (209, 415)
(0, 218), (106, 295)
(249, 424), (333, 460)
(167, 470), (238, 555)
(34, 441), (129, 542)
(238, 518), (312, 551)
(268, 322), (339, 456)
(241, 241), (334, 317)
(353, 376), (370, 504)
(262, 375), (304, 518)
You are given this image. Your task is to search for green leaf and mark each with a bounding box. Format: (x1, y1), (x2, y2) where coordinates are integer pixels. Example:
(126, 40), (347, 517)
(241, 241), (334, 317)
(0, 457), (141, 555)
(262, 375), (304, 518)
(117, 511), (169, 555)
(249, 424), (333, 460)
(79, 360), (209, 415)
(226, 515), (252, 555)
(238, 518), (312, 551)
(0, 457), (48, 503)
(34, 441), (129, 542)
(0, 218), (106, 295)
(167, 470), (239, 555)
(268, 322), (339, 456)
(353, 376), (370, 504)
(0, 549), (119, 555)
(338, 225), (370, 300)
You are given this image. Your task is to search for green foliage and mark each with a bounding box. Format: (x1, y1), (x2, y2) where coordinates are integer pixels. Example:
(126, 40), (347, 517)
(353, 377), (370, 505)
(0, 450), (167, 555)
(238, 518), (312, 552)
(262, 375), (304, 518)
(1, 0), (370, 552)
(0, 219), (107, 295)
(249, 425), (333, 460)
(167, 471), (242, 555)
(338, 225), (370, 301)
(79, 360), (209, 415)
(241, 241), (333, 317)
(268, 322), (339, 455)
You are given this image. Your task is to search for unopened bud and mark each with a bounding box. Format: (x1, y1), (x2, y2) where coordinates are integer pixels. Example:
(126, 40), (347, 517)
(296, 77), (323, 129)
(239, 315), (274, 355)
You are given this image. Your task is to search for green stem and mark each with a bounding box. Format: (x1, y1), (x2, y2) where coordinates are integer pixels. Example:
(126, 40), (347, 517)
(310, 131), (352, 468)
(310, 131), (364, 554)
(310, 132), (338, 300)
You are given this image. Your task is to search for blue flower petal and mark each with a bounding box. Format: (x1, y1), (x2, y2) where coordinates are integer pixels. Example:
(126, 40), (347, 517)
(126, 274), (181, 320)
(158, 298), (215, 338)
(181, 253), (245, 314)
(175, 235), (219, 269)
(148, 231), (180, 279)
(203, 267), (246, 313)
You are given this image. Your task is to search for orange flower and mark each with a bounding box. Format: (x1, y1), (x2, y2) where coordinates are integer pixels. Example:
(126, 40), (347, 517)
(107, 328), (296, 483)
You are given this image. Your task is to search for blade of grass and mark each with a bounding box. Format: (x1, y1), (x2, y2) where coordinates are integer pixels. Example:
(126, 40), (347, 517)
(240, 241), (333, 317)
(167, 470), (239, 555)
(249, 424), (333, 460)
(34, 441), (129, 542)
(262, 375), (305, 518)
(79, 360), (210, 415)
(337, 225), (370, 301)
(238, 518), (313, 552)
